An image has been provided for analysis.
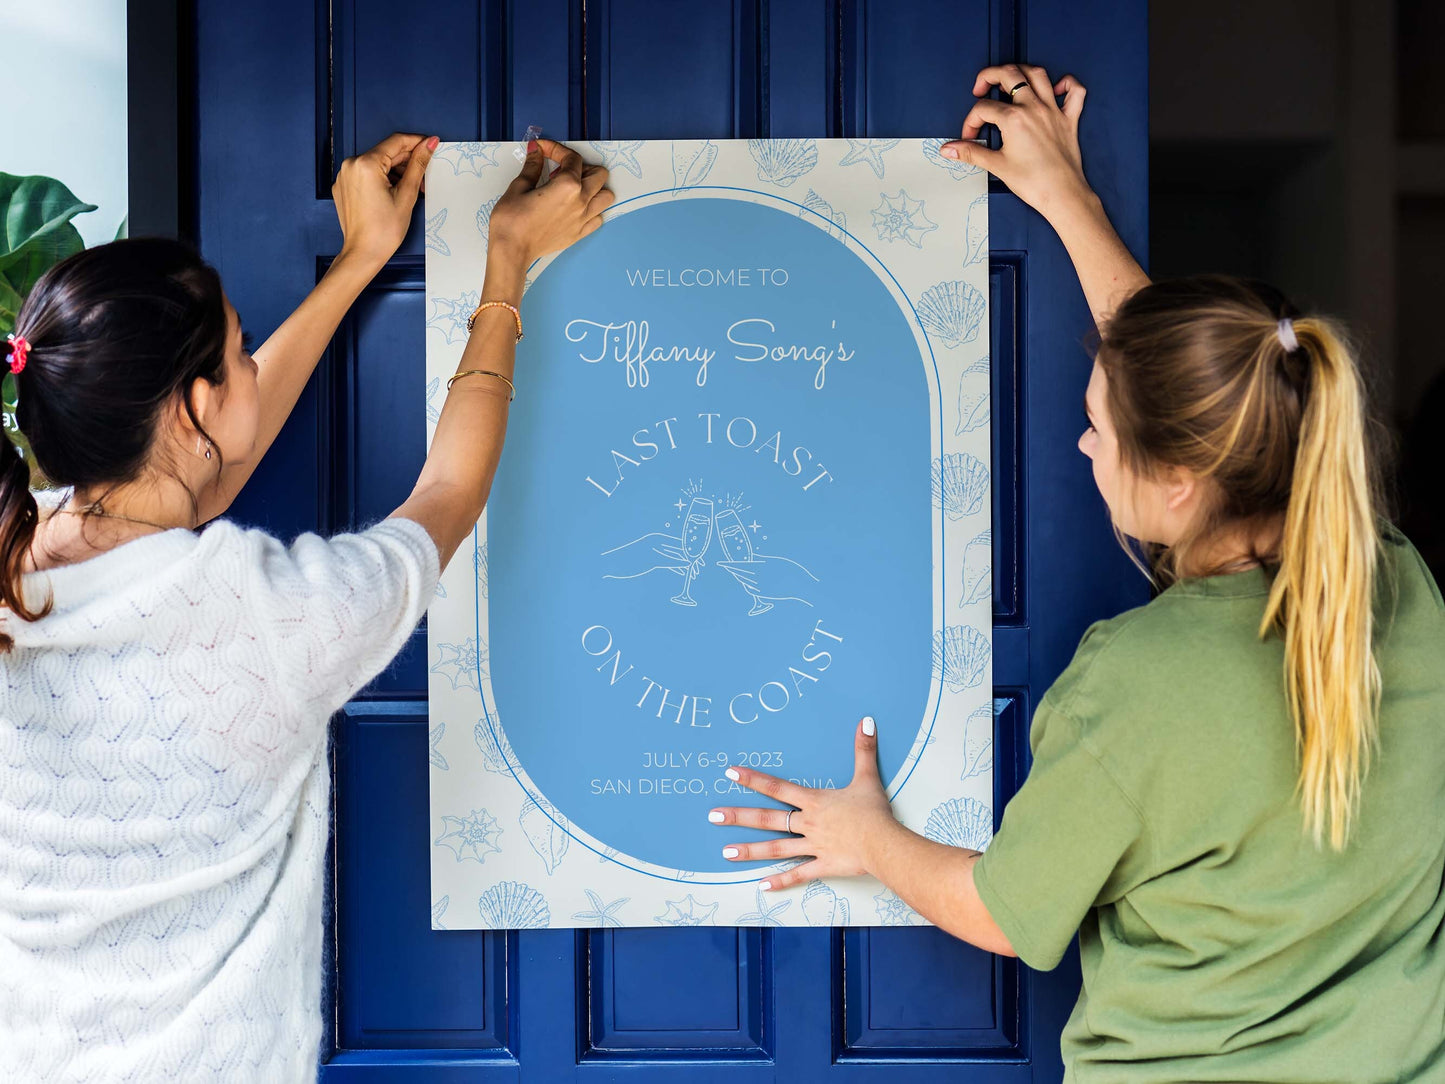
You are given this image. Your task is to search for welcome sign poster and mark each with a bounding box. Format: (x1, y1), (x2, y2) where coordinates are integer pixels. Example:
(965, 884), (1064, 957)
(425, 139), (993, 929)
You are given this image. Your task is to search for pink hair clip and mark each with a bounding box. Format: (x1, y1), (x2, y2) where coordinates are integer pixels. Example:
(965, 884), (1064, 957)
(5, 334), (29, 375)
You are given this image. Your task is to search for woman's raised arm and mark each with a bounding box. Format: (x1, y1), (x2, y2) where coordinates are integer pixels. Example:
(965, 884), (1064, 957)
(200, 132), (439, 523)
(941, 64), (1150, 331)
(392, 139), (613, 571)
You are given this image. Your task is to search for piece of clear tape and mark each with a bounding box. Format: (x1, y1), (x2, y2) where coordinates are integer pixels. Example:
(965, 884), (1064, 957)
(513, 124), (543, 162)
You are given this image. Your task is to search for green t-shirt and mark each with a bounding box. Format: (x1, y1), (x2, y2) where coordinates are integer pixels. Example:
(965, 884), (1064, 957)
(974, 533), (1445, 1083)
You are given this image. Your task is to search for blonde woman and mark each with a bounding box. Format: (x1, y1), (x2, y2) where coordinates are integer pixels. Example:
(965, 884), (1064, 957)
(712, 64), (1445, 1081)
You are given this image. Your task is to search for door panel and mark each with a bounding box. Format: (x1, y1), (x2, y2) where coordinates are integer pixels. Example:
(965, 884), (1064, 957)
(193, 1), (1148, 1079)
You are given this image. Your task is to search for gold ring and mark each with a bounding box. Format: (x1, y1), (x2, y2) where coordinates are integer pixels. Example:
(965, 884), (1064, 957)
(1008, 80), (1032, 98)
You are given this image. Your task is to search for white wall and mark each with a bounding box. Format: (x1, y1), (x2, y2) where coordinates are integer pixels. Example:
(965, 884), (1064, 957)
(1, 0), (128, 248)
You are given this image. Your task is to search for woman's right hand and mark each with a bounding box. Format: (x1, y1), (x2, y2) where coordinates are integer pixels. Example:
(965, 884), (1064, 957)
(486, 139), (614, 271)
(940, 64), (1094, 225)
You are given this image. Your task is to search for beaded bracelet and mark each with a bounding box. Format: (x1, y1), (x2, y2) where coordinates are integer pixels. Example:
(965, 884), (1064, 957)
(466, 299), (524, 341)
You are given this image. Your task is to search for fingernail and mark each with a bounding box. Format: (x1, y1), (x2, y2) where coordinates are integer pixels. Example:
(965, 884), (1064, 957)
(708, 811), (725, 824)
(759, 880), (773, 891)
(941, 145), (959, 159)
(526, 139), (539, 153)
(863, 716), (876, 737)
(725, 768), (741, 782)
(723, 847), (740, 859)
(426, 135), (439, 151)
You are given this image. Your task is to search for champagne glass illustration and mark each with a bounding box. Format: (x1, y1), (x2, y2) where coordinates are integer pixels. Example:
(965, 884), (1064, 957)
(671, 497), (715, 607)
(715, 508), (771, 615)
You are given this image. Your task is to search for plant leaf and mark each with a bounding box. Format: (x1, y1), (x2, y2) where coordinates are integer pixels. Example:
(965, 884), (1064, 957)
(0, 174), (96, 270)
(0, 221), (85, 339)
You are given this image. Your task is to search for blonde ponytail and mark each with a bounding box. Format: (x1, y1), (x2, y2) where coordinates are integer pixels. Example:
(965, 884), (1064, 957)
(1260, 316), (1382, 850)
(1097, 277), (1386, 851)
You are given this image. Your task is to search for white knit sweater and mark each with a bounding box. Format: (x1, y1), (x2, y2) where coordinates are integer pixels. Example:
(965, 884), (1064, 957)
(0, 506), (439, 1083)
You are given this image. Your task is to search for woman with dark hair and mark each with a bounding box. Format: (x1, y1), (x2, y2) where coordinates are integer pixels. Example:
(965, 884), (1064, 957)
(0, 133), (611, 1081)
(713, 66), (1445, 1080)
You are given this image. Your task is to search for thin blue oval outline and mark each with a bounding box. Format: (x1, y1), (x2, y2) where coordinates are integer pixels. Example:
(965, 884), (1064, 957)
(474, 183), (951, 886)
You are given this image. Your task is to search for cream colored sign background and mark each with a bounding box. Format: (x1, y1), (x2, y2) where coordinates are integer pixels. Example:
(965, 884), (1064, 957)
(424, 139), (992, 929)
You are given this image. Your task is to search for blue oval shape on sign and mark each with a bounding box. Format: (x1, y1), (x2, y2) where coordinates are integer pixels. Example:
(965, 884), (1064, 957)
(488, 194), (935, 876)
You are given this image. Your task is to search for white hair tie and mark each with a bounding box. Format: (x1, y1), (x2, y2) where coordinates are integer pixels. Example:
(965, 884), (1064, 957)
(1276, 318), (1299, 353)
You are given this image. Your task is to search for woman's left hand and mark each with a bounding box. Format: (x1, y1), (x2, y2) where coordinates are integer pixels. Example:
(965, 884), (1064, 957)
(710, 717), (900, 891)
(332, 131), (439, 269)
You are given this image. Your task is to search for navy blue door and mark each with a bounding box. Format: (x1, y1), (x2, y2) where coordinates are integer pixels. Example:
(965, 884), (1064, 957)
(193, 1), (1148, 1078)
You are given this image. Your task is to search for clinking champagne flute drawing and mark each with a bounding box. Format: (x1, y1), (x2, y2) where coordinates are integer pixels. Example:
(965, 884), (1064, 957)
(671, 497), (715, 606)
(714, 507), (771, 615)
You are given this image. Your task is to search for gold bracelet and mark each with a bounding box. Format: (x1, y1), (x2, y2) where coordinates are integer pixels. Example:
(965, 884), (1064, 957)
(446, 369), (516, 401)
(466, 299), (523, 341)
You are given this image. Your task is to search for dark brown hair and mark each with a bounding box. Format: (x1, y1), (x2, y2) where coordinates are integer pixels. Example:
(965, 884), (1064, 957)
(0, 238), (230, 647)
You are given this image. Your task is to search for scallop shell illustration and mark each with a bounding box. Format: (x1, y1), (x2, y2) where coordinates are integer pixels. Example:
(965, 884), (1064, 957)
(924, 796), (993, 851)
(802, 880), (852, 926)
(747, 138), (818, 187)
(474, 195), (500, 244)
(961, 702), (995, 780)
(477, 880), (551, 929)
(917, 279), (987, 349)
(473, 718), (517, 775)
(955, 355), (990, 435)
(931, 624), (991, 691)
(672, 139), (718, 191)
(931, 452), (989, 520)
(519, 794), (571, 874)
(922, 137), (983, 179)
(960, 529), (992, 606)
(801, 188), (847, 238)
(963, 192), (989, 265)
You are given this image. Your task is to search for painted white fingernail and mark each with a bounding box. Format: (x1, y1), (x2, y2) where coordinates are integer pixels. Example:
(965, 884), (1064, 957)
(708, 811), (725, 824)
(725, 768), (741, 782)
(862, 716), (876, 737)
(723, 847), (740, 859)
(759, 880), (773, 891)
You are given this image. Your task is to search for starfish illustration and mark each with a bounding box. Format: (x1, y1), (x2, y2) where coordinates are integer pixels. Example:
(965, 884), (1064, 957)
(434, 809), (503, 863)
(430, 638), (486, 692)
(871, 190), (938, 249)
(573, 890), (630, 928)
(427, 289), (480, 345)
(438, 141), (499, 175)
(656, 894), (720, 926)
(873, 888), (923, 926)
(428, 722), (449, 770)
(839, 137), (900, 179)
(431, 895), (450, 930)
(589, 140), (645, 178)
(737, 887), (792, 927)
(424, 207), (450, 255)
